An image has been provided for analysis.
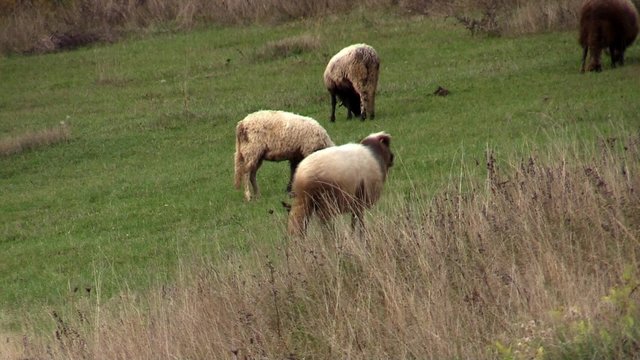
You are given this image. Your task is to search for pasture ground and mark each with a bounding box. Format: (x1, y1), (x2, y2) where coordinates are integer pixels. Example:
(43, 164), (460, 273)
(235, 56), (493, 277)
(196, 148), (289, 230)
(1, 8), (639, 358)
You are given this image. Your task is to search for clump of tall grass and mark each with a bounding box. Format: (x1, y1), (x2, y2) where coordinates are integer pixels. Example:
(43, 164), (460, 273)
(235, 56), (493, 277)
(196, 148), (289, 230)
(5, 132), (639, 359)
(0, 122), (71, 157)
(252, 34), (322, 61)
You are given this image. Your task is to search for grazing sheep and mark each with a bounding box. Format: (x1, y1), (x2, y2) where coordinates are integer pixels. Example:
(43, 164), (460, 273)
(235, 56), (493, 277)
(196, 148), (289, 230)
(323, 43), (380, 122)
(579, 0), (639, 72)
(287, 132), (394, 237)
(234, 110), (334, 201)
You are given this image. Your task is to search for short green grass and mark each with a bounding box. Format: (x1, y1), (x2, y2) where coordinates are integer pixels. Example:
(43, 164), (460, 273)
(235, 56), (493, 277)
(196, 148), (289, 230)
(1, 9), (639, 329)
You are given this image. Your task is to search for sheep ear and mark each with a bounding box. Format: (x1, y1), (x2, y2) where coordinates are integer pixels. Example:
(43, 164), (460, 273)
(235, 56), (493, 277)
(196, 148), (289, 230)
(379, 134), (391, 147)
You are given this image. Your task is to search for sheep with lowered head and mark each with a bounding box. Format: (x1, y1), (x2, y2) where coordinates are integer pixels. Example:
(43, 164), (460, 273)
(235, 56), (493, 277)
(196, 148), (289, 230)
(234, 110), (334, 201)
(579, 0), (639, 72)
(323, 43), (380, 122)
(287, 131), (394, 237)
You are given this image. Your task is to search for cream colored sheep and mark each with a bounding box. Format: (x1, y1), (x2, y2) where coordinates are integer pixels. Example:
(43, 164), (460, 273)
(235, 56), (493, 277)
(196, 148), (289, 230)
(287, 132), (393, 236)
(234, 110), (334, 201)
(323, 43), (380, 122)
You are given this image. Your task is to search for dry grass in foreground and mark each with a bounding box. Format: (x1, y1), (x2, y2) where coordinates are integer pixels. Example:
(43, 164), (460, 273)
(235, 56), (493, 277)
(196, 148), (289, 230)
(0, 122), (71, 157)
(4, 133), (640, 359)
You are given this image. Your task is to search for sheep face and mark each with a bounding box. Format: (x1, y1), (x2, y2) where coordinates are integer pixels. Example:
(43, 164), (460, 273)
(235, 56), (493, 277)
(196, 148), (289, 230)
(335, 85), (362, 119)
(287, 132), (393, 237)
(579, 0), (639, 72)
(360, 132), (393, 173)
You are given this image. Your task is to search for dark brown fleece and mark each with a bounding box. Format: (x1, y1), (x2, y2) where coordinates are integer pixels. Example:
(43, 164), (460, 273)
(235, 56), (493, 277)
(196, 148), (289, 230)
(579, 0), (639, 72)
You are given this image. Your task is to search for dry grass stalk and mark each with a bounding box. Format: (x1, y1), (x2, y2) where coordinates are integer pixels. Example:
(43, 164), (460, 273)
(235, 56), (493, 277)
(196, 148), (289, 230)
(6, 133), (640, 359)
(0, 122), (71, 157)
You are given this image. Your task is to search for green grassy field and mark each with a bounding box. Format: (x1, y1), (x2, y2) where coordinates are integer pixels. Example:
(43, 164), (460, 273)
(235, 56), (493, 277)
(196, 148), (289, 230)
(1, 8), (639, 333)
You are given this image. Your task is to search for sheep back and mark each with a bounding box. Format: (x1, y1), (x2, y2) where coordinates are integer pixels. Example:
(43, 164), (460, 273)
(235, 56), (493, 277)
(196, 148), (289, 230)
(235, 110), (334, 163)
(288, 132), (393, 235)
(294, 144), (386, 207)
(323, 44), (380, 121)
(579, 0), (639, 72)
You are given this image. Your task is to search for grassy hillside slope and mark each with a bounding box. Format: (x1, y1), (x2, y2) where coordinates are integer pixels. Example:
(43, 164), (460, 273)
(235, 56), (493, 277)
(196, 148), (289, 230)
(1, 8), (639, 337)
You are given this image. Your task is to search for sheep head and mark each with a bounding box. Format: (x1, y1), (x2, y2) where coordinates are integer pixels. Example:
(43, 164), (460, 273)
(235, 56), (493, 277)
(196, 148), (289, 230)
(337, 85), (362, 118)
(360, 132), (394, 175)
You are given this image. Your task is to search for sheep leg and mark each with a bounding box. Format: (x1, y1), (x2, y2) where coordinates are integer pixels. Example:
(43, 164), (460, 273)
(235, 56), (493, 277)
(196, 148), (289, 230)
(351, 182), (368, 235)
(243, 170), (253, 201)
(242, 158), (262, 201)
(350, 206), (367, 242)
(351, 212), (365, 231)
(580, 46), (588, 73)
(319, 217), (337, 242)
(619, 49), (625, 66)
(241, 158), (253, 200)
(287, 159), (301, 193)
(352, 82), (367, 121)
(369, 93), (376, 120)
(358, 93), (367, 121)
(609, 46), (615, 68)
(588, 46), (602, 72)
(369, 71), (378, 120)
(288, 194), (313, 237)
(249, 160), (262, 199)
(611, 47), (624, 67)
(330, 92), (337, 122)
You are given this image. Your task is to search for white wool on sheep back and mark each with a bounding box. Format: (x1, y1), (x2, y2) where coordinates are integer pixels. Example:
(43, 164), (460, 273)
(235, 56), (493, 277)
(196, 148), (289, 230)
(234, 110), (334, 202)
(295, 144), (386, 202)
(323, 43), (380, 122)
(288, 132), (393, 236)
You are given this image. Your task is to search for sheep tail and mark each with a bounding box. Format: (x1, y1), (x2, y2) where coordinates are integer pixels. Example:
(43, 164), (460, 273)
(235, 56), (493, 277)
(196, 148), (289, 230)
(234, 122), (247, 189)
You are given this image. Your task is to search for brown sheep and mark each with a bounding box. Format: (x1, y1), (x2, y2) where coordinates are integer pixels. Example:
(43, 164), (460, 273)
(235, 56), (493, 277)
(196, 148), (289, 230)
(234, 110), (334, 201)
(323, 44), (380, 122)
(579, 0), (639, 72)
(287, 132), (393, 237)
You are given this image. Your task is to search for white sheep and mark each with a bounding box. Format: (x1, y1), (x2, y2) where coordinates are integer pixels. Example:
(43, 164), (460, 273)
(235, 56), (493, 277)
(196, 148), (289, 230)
(287, 131), (394, 236)
(323, 43), (380, 122)
(234, 110), (334, 201)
